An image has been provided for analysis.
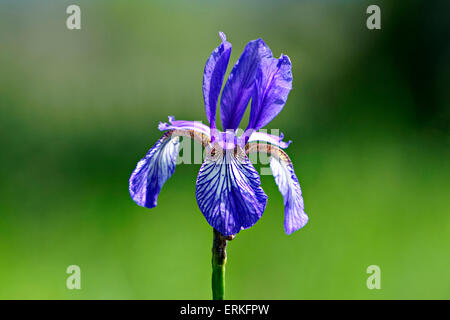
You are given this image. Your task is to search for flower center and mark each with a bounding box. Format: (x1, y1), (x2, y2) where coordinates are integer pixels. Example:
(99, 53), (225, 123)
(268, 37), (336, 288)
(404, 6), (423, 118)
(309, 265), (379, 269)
(217, 131), (237, 150)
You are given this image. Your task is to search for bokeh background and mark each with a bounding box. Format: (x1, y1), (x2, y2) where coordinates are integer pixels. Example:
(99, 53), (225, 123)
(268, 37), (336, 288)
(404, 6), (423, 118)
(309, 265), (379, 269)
(0, 0), (449, 299)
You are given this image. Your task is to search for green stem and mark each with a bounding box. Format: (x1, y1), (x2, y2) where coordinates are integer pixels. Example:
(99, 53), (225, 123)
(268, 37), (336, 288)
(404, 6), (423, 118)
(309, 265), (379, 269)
(211, 229), (233, 300)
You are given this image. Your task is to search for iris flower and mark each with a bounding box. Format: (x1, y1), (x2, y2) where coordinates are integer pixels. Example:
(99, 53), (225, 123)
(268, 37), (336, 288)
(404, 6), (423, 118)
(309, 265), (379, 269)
(129, 32), (308, 237)
(129, 32), (309, 299)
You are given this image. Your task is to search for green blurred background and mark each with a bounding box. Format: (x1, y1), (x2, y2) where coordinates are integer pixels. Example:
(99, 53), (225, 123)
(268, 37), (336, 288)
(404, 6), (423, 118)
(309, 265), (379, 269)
(0, 0), (449, 299)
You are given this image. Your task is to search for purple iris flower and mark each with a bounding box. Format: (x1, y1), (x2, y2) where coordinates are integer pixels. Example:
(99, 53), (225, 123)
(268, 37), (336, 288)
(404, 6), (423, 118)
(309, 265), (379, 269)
(129, 32), (308, 236)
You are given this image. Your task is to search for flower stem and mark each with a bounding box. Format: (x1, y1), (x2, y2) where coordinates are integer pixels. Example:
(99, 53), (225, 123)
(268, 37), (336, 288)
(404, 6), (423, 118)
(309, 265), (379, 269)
(211, 229), (233, 300)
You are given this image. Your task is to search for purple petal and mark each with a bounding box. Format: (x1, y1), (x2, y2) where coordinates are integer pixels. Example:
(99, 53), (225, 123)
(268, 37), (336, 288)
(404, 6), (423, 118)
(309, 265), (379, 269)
(159, 116), (210, 137)
(203, 32), (232, 129)
(196, 149), (268, 235)
(269, 151), (308, 234)
(129, 131), (180, 208)
(247, 54), (293, 131)
(220, 39), (272, 130)
(247, 131), (292, 149)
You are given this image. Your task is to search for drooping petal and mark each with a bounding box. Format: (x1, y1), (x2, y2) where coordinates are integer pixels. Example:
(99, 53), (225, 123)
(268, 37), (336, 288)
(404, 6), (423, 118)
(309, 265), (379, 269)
(246, 143), (308, 234)
(246, 54), (293, 132)
(247, 131), (292, 149)
(203, 32), (232, 129)
(129, 131), (180, 208)
(159, 116), (211, 138)
(270, 154), (308, 234)
(220, 39), (272, 130)
(196, 148), (268, 235)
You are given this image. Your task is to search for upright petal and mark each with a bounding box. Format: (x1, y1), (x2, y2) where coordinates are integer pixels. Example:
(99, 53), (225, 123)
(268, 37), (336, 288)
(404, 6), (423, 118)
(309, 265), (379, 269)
(246, 54), (293, 132)
(196, 148), (268, 236)
(246, 143), (308, 234)
(220, 39), (272, 130)
(203, 32), (232, 129)
(129, 131), (180, 208)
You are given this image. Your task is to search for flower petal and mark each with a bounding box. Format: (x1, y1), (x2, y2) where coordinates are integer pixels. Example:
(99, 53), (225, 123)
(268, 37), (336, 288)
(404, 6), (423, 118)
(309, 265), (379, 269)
(159, 116), (210, 138)
(247, 131), (292, 149)
(196, 148), (268, 235)
(247, 54), (293, 131)
(129, 131), (180, 208)
(220, 39), (272, 130)
(246, 143), (308, 234)
(270, 154), (308, 234)
(203, 32), (232, 129)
